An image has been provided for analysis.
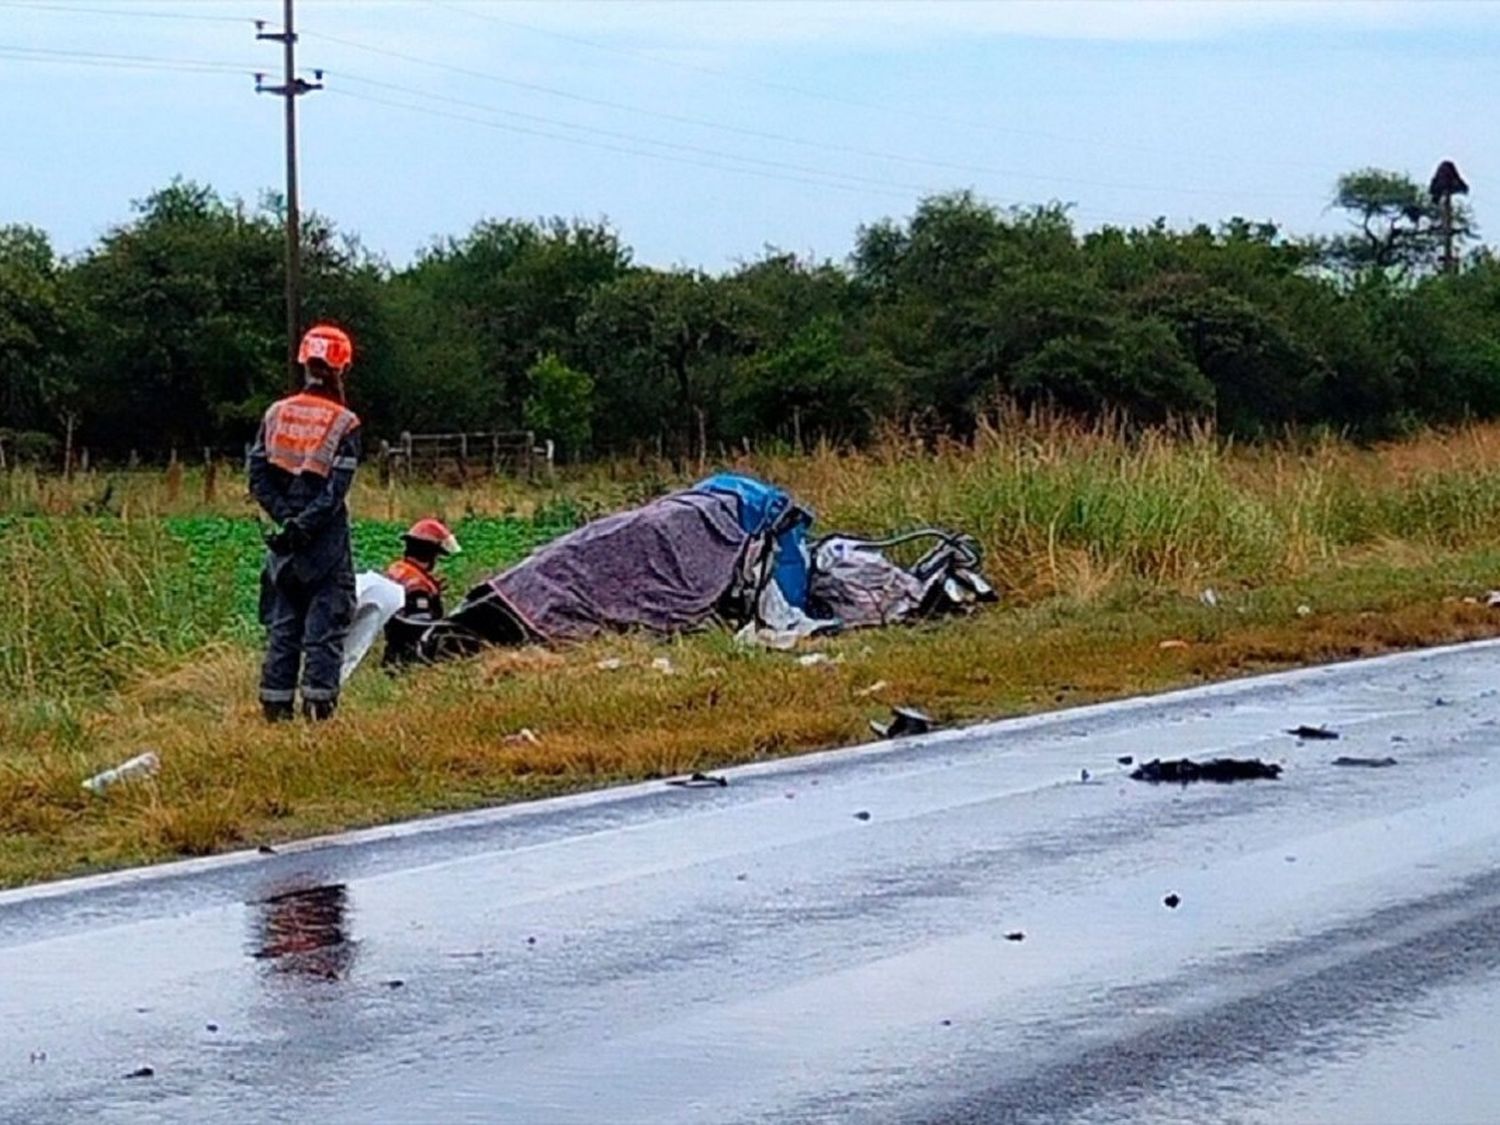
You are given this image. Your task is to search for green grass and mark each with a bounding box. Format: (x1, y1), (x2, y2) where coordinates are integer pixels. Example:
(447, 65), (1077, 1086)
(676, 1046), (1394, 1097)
(6, 415), (1500, 887)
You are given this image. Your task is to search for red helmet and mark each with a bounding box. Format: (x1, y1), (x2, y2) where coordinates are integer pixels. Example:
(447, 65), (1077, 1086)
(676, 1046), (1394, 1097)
(405, 518), (460, 555)
(298, 324), (354, 373)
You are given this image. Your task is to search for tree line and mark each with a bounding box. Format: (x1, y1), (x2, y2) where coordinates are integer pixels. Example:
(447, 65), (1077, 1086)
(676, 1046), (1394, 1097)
(1, 168), (1494, 466)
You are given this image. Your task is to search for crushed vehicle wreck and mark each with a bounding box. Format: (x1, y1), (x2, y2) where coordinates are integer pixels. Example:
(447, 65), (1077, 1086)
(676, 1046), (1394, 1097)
(344, 473), (995, 670)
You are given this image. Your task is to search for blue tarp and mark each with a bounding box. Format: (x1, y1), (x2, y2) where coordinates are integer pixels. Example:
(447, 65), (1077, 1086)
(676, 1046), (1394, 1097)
(694, 473), (813, 609)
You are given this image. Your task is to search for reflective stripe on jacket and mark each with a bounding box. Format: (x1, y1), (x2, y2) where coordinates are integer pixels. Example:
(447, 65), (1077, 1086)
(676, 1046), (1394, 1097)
(262, 393), (361, 477)
(386, 558), (441, 597)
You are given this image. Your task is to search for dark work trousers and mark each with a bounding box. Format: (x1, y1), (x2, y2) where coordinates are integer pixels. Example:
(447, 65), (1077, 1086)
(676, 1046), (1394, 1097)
(259, 560), (356, 708)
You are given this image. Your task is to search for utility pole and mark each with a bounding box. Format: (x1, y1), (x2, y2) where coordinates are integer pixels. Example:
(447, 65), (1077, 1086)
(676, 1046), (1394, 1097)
(256, 0), (322, 387)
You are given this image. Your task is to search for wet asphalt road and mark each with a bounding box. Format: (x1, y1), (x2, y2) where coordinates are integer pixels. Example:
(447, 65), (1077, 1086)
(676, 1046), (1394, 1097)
(5, 641), (1500, 1123)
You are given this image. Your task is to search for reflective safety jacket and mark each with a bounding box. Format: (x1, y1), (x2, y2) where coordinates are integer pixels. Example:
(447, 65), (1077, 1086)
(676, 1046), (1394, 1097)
(261, 393), (360, 478)
(248, 389), (361, 584)
(382, 557), (444, 669)
(386, 558), (444, 621)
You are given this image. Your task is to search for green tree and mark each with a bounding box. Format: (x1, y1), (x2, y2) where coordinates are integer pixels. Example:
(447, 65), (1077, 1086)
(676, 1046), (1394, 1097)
(1324, 168), (1474, 281)
(394, 217), (629, 430)
(578, 269), (747, 460)
(0, 225), (75, 452)
(522, 352), (594, 459)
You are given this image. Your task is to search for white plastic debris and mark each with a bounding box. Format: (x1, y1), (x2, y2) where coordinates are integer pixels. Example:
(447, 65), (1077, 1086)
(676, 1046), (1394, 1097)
(82, 751), (160, 795)
(1486, 590), (1500, 608)
(502, 728), (541, 746)
(1199, 588), (1220, 608)
(796, 653), (841, 667)
(734, 625), (802, 651)
(340, 572), (406, 684)
(651, 657), (677, 675)
(595, 658), (626, 671)
(1296, 604), (1312, 617)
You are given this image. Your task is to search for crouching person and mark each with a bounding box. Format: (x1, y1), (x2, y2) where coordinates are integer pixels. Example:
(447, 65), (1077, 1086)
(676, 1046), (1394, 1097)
(248, 324), (361, 721)
(382, 518), (460, 669)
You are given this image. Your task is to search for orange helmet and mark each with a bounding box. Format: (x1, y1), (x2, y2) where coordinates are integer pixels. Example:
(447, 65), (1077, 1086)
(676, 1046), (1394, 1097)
(298, 324), (354, 373)
(405, 518), (460, 555)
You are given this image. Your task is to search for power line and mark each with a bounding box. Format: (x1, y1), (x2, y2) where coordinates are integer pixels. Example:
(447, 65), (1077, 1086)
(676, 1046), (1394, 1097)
(424, 0), (1329, 177)
(0, 42), (256, 73)
(0, 0), (251, 23)
(326, 87), (927, 202)
(330, 72), (945, 198)
(327, 84), (1156, 228)
(302, 24), (1307, 202)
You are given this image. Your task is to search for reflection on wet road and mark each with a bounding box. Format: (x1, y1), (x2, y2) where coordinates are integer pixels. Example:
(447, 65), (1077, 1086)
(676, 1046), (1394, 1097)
(5, 641), (1500, 1123)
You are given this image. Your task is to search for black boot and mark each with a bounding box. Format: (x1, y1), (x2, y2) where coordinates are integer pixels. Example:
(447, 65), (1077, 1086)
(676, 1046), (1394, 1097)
(262, 700), (295, 723)
(302, 698), (338, 722)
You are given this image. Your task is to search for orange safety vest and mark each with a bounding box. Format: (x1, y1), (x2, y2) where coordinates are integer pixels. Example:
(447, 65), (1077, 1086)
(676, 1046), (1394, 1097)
(386, 558), (441, 596)
(262, 393), (361, 478)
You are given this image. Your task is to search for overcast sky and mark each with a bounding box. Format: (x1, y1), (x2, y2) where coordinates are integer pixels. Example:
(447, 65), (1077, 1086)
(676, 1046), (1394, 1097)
(1, 0), (1495, 269)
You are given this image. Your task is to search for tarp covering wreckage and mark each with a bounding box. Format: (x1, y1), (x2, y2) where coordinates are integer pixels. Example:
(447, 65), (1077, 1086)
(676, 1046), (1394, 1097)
(343, 474), (996, 674)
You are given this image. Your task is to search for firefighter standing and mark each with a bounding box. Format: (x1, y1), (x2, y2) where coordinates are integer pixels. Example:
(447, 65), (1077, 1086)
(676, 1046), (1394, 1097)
(248, 325), (361, 721)
(382, 518), (461, 668)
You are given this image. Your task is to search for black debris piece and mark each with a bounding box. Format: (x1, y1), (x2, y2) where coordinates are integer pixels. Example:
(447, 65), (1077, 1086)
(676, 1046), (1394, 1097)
(734, 873), (748, 881)
(871, 707), (936, 739)
(385, 979), (405, 989)
(666, 771), (728, 788)
(1332, 756), (1398, 768)
(1080, 769), (1091, 783)
(1163, 894), (1181, 909)
(941, 1019), (953, 1027)
(853, 810), (872, 821)
(1131, 758), (1282, 784)
(124, 1066), (154, 1080)
(205, 1024), (219, 1033)
(1004, 931), (1026, 942)
(525, 936), (537, 946)
(1117, 755), (1134, 766)
(1287, 725), (1339, 740)
(257, 845), (276, 855)
(1391, 734), (1409, 743)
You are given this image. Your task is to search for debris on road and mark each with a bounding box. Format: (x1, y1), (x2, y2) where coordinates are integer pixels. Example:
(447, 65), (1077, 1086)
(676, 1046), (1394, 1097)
(1131, 758), (1282, 784)
(123, 1066), (154, 1080)
(1004, 931), (1026, 942)
(81, 751), (160, 795)
(1079, 768), (1092, 783)
(870, 706), (936, 738)
(1163, 894), (1181, 909)
(1332, 756), (1399, 768)
(666, 772), (728, 789)
(384, 979), (405, 989)
(1117, 755), (1135, 766)
(257, 845), (276, 855)
(853, 810), (872, 821)
(1286, 724), (1340, 740)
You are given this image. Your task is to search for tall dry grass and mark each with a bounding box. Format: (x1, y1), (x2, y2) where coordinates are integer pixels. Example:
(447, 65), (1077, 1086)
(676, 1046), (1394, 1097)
(10, 413), (1500, 703)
